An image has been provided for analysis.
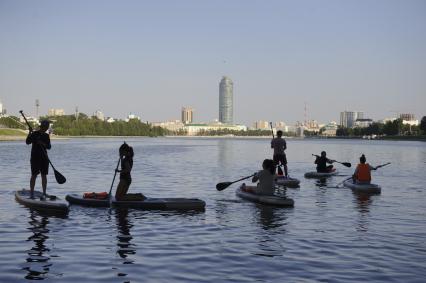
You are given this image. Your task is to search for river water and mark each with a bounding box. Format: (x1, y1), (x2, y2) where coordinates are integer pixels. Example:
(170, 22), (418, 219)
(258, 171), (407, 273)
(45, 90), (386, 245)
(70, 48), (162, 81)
(0, 137), (425, 282)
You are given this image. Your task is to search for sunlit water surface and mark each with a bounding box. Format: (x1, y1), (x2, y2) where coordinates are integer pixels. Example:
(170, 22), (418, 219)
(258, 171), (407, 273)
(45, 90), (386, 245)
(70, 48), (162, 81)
(0, 137), (425, 282)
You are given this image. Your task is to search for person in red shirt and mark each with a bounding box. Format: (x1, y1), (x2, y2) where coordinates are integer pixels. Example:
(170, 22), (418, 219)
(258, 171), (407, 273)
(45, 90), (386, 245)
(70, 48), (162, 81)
(352, 154), (377, 184)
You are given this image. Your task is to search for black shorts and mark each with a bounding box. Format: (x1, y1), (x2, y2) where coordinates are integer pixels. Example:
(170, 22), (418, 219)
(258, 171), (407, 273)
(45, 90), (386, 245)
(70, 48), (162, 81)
(273, 154), (287, 165)
(31, 159), (49, 175)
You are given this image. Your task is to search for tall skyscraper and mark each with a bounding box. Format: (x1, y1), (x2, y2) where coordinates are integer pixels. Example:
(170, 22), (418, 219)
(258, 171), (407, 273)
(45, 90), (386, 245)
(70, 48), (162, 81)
(181, 107), (194, 124)
(340, 111), (364, 128)
(219, 76), (233, 124)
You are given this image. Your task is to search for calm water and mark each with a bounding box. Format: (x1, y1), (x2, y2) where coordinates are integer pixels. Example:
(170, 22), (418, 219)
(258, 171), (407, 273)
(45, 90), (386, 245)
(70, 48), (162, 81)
(0, 137), (425, 282)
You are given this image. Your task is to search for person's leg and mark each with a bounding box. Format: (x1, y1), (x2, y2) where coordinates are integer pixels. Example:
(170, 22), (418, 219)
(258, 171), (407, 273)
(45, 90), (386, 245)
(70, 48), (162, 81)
(274, 155), (284, 175)
(30, 175), (37, 198)
(115, 179), (129, 200)
(41, 174), (47, 196)
(282, 155), (288, 177)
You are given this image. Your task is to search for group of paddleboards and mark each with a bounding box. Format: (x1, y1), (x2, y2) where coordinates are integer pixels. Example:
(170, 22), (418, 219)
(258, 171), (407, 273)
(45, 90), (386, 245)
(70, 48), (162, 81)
(216, 129), (390, 207)
(15, 113), (390, 214)
(14, 111), (206, 215)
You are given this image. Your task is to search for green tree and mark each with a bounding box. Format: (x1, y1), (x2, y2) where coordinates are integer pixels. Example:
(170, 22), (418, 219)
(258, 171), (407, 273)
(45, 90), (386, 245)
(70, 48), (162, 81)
(420, 116), (426, 134)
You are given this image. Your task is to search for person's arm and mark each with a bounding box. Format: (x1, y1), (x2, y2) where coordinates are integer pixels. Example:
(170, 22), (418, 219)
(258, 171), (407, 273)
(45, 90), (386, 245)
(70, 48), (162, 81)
(314, 157), (320, 164)
(252, 171), (259, 183)
(25, 132), (33, 145)
(369, 164), (376, 170)
(271, 139), (274, 149)
(353, 166), (359, 179)
(283, 140), (287, 151)
(326, 158), (334, 164)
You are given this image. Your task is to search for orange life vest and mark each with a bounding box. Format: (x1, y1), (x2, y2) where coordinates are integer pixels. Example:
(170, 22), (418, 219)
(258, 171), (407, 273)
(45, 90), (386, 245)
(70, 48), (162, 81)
(356, 163), (371, 182)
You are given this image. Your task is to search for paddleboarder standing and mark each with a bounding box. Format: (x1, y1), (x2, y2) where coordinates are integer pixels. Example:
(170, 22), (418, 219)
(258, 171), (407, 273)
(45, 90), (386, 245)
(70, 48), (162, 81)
(26, 120), (51, 199)
(271, 130), (288, 177)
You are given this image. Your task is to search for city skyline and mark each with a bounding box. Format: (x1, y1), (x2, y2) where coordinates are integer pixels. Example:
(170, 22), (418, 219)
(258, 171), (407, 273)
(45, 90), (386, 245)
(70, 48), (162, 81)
(0, 1), (425, 125)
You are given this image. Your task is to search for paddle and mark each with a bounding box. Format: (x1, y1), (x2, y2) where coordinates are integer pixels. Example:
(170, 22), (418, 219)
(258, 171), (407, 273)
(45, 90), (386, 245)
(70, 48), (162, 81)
(270, 122), (285, 176)
(374, 162), (391, 170)
(108, 157), (121, 198)
(19, 110), (66, 184)
(312, 154), (351, 168)
(216, 174), (255, 191)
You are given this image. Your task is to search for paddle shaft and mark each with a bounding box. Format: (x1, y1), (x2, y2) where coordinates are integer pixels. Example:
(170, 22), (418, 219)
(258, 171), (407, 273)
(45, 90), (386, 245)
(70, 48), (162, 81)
(229, 174), (255, 185)
(108, 157), (121, 197)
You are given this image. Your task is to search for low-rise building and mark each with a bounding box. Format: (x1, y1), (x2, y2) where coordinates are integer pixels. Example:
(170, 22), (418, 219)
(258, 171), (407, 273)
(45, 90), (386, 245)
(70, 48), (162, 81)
(321, 121), (338, 136)
(355, 118), (373, 128)
(48, 108), (65, 116)
(184, 122), (247, 136)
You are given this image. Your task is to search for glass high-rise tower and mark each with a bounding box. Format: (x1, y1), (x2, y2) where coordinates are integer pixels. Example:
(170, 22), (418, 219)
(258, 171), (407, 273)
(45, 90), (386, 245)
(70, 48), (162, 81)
(219, 76), (233, 124)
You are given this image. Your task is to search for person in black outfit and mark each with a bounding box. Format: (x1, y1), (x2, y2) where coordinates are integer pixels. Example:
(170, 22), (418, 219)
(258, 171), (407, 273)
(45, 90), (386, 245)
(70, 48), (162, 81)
(314, 151), (334, 173)
(26, 120), (51, 199)
(115, 142), (145, 201)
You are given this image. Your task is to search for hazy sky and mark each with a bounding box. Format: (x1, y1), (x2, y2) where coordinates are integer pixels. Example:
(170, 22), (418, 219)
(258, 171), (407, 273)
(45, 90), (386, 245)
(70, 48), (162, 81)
(1, 0), (425, 125)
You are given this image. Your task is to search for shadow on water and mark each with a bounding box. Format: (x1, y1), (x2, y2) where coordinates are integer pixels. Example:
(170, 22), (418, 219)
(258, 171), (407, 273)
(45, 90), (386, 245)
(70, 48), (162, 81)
(352, 191), (374, 232)
(22, 210), (66, 280)
(114, 209), (136, 264)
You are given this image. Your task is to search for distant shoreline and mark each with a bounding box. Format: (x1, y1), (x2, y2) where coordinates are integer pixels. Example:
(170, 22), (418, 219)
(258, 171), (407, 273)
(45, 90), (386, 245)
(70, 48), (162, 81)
(2, 134), (424, 142)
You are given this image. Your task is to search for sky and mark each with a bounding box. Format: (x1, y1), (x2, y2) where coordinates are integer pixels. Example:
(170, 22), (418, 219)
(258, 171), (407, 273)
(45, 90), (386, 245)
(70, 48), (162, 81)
(0, 0), (425, 125)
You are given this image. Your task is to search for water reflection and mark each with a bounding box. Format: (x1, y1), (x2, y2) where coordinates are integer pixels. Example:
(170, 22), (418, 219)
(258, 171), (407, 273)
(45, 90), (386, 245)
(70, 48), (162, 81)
(115, 209), (136, 264)
(315, 178), (329, 188)
(352, 192), (374, 232)
(217, 139), (234, 168)
(22, 210), (51, 280)
(252, 205), (288, 257)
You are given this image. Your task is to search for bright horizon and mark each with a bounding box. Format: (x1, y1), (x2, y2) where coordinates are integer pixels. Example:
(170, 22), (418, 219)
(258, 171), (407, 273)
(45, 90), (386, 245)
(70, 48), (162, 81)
(1, 0), (425, 125)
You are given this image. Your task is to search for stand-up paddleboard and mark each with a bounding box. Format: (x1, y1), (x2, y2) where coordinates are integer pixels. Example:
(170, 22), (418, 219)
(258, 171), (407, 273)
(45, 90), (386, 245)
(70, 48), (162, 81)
(343, 180), (381, 194)
(274, 175), (300, 187)
(15, 189), (69, 214)
(236, 185), (294, 207)
(66, 193), (206, 211)
(304, 170), (338, 178)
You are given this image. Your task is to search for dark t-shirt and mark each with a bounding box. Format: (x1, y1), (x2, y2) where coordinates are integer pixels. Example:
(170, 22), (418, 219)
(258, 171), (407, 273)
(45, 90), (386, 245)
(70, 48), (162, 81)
(120, 156), (133, 181)
(26, 131), (51, 161)
(315, 156), (332, 172)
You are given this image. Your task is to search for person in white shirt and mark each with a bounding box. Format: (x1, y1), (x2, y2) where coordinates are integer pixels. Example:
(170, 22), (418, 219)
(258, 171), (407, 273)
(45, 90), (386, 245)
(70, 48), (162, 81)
(242, 159), (276, 196)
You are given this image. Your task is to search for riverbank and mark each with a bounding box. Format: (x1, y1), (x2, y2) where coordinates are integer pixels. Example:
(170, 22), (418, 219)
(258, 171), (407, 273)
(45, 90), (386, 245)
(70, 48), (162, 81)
(307, 135), (426, 142)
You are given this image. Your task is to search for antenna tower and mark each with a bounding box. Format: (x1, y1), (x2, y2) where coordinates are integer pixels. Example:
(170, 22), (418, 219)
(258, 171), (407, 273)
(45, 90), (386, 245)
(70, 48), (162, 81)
(35, 99), (40, 118)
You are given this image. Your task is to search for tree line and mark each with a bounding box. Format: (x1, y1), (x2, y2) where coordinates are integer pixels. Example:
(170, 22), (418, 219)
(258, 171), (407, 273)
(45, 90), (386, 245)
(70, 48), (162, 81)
(50, 114), (167, 136)
(335, 117), (426, 137)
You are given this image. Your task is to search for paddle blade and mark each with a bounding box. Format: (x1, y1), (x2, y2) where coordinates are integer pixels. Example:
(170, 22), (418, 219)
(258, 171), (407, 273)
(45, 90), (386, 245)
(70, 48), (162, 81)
(341, 162), (351, 168)
(216, 182), (232, 191)
(54, 169), (66, 184)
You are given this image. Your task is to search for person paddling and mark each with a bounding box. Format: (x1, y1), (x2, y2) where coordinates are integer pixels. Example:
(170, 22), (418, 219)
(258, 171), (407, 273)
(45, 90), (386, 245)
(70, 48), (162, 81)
(241, 159), (276, 196)
(115, 142), (145, 201)
(271, 130), (288, 177)
(352, 154), (377, 184)
(314, 151), (335, 173)
(26, 120), (51, 199)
